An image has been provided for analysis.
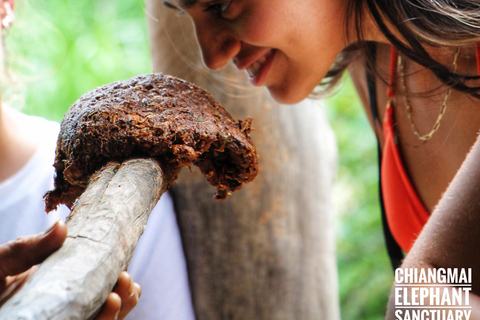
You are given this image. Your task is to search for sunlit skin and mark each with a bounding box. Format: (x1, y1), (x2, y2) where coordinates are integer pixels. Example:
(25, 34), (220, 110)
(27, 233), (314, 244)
(166, 0), (355, 104)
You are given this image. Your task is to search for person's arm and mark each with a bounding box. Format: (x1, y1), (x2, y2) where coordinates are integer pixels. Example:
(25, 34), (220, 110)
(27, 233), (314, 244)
(386, 133), (480, 318)
(0, 220), (140, 320)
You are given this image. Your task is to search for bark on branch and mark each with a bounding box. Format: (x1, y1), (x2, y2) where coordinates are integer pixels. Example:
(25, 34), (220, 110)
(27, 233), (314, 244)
(0, 158), (164, 320)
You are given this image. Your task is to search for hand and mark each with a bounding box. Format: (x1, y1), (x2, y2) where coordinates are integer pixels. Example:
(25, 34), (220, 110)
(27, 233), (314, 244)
(0, 221), (141, 320)
(0, 220), (67, 306)
(95, 271), (141, 320)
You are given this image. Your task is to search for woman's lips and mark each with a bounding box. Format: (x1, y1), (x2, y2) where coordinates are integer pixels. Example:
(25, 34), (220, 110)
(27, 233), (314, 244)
(246, 50), (276, 86)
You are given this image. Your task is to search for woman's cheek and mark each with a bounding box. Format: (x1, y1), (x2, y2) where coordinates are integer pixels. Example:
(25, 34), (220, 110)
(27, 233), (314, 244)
(237, 9), (288, 46)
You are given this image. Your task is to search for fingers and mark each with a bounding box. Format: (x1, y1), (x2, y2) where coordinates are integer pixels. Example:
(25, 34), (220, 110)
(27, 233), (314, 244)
(0, 266), (37, 307)
(0, 221), (66, 307)
(94, 272), (141, 320)
(0, 220), (67, 279)
(112, 271), (141, 320)
(95, 292), (121, 320)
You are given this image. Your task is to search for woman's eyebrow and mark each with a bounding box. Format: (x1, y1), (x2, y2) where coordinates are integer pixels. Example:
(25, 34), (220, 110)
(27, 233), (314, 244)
(162, 0), (197, 9)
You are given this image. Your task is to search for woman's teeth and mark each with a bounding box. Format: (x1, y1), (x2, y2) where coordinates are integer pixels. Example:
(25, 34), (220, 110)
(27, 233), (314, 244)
(247, 51), (271, 78)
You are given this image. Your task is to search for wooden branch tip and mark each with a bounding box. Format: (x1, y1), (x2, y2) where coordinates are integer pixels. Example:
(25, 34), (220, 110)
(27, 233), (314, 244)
(0, 159), (164, 320)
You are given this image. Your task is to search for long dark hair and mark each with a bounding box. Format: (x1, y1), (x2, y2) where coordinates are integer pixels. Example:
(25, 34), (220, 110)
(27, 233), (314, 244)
(320, 0), (480, 98)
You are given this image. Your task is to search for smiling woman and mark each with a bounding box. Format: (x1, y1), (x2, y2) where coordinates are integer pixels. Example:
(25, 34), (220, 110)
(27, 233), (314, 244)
(162, 0), (350, 104)
(161, 0), (480, 318)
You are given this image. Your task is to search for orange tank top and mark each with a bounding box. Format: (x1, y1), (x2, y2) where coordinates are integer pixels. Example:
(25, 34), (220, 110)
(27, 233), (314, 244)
(381, 45), (480, 253)
(381, 103), (429, 253)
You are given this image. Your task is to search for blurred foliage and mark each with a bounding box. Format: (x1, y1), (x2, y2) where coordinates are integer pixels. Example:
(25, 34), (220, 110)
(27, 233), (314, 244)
(5, 0), (151, 122)
(325, 78), (394, 320)
(7, 0), (394, 318)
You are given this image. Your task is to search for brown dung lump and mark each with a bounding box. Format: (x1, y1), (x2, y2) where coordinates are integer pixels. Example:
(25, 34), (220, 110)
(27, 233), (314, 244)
(44, 73), (258, 212)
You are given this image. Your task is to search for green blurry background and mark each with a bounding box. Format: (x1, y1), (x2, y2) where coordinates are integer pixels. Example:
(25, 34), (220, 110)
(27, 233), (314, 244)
(6, 0), (393, 318)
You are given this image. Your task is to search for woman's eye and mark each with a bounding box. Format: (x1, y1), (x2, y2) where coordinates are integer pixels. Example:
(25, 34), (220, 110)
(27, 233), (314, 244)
(162, 1), (186, 15)
(203, 1), (231, 16)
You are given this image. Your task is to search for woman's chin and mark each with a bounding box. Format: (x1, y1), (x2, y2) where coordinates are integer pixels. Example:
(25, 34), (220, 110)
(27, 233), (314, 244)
(267, 84), (314, 105)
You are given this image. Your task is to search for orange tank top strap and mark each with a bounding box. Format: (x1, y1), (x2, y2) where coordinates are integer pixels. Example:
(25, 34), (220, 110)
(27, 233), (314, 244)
(380, 46), (430, 253)
(381, 44), (480, 253)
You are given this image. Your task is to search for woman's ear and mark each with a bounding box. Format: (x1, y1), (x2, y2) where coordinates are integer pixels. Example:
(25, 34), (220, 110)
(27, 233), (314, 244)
(0, 0), (15, 30)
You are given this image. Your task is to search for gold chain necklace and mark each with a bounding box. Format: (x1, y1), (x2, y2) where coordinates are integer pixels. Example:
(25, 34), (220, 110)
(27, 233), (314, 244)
(398, 49), (460, 143)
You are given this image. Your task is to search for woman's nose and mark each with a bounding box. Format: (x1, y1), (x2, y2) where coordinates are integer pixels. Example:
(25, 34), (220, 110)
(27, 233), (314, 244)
(193, 19), (241, 70)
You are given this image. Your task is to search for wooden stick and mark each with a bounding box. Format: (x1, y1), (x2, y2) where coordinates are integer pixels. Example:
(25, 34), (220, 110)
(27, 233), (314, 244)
(0, 158), (164, 320)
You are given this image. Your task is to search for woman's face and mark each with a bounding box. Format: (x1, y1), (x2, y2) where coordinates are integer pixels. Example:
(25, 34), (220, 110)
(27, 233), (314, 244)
(167, 0), (351, 104)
